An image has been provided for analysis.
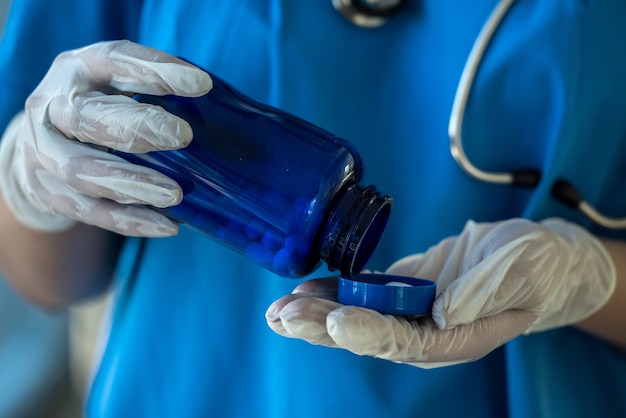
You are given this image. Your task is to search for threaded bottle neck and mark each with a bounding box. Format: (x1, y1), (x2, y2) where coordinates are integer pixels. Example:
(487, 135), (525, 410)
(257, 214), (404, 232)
(319, 181), (392, 275)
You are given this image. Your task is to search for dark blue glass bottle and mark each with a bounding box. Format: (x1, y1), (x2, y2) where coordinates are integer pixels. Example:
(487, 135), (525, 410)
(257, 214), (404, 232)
(115, 72), (392, 278)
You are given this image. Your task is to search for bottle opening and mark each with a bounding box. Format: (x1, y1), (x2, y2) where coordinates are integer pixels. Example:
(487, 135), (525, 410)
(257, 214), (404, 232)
(320, 182), (392, 275)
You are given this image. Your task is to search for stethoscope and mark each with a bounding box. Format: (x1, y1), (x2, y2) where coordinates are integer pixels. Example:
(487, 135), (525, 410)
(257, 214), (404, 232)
(335, 0), (626, 229)
(332, 0), (406, 28)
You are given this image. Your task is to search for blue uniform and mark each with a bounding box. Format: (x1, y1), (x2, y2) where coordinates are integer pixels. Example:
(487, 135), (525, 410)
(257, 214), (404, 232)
(0, 1), (69, 416)
(1, 1), (625, 417)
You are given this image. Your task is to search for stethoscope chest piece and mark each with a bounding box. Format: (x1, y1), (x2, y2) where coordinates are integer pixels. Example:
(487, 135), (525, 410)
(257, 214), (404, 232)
(332, 0), (406, 28)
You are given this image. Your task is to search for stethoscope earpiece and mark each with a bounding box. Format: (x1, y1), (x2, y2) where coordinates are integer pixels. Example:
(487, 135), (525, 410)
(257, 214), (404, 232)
(332, 0), (406, 28)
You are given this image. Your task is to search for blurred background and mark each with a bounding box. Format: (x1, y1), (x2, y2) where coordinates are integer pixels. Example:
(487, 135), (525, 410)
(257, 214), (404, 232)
(0, 1), (111, 416)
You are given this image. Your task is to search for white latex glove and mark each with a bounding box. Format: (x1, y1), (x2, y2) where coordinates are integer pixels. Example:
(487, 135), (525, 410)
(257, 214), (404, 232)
(0, 40), (213, 236)
(266, 218), (616, 368)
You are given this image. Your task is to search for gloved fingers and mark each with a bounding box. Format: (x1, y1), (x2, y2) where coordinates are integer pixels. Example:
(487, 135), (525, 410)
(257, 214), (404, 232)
(266, 285), (537, 367)
(266, 296), (342, 348)
(26, 169), (178, 237)
(0, 41), (212, 235)
(21, 127), (182, 208)
(47, 92), (193, 152)
(291, 276), (338, 297)
(60, 154), (183, 208)
(326, 307), (536, 367)
(266, 277), (338, 343)
(62, 40), (213, 97)
(69, 197), (179, 237)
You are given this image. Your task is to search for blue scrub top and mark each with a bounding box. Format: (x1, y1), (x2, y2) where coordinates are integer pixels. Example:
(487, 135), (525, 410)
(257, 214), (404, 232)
(0, 1), (625, 417)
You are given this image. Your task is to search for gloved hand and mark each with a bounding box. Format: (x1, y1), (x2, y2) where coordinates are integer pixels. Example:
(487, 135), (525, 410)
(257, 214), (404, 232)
(0, 40), (212, 236)
(266, 218), (616, 367)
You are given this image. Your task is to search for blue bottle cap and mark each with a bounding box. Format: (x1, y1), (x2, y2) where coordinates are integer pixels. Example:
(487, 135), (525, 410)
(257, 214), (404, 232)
(338, 273), (436, 315)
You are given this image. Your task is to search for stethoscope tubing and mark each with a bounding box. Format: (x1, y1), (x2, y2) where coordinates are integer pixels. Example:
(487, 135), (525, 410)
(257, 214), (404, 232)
(332, 0), (406, 28)
(333, 0), (626, 229)
(448, 0), (518, 185)
(447, 0), (626, 229)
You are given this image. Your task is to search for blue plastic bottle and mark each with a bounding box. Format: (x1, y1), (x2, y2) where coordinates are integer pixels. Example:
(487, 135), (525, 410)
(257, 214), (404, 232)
(115, 72), (392, 278)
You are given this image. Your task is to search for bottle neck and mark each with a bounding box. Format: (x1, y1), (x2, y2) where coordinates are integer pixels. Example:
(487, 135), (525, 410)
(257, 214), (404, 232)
(319, 181), (392, 275)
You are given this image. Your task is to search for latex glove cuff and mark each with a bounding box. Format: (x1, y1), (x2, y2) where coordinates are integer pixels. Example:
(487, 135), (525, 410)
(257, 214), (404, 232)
(0, 112), (76, 232)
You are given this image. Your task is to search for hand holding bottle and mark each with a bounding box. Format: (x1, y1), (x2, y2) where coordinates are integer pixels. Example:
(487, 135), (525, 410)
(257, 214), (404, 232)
(266, 218), (616, 367)
(0, 40), (212, 236)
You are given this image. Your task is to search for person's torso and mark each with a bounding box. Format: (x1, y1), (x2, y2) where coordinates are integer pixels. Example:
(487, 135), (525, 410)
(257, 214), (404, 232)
(2, 1), (625, 417)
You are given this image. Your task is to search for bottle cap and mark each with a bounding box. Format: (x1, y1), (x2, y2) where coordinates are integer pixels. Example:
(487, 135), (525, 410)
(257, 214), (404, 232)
(338, 273), (436, 315)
